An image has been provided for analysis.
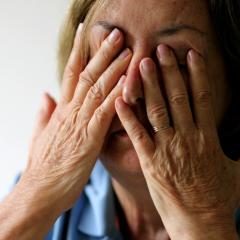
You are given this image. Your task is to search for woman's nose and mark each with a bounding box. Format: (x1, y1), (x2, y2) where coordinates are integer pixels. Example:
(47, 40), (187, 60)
(123, 52), (146, 105)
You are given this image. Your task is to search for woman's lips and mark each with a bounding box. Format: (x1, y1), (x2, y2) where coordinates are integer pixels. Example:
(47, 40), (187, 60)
(114, 129), (128, 137)
(111, 129), (130, 140)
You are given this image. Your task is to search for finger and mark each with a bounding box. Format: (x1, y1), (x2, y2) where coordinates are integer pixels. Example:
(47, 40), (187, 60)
(115, 97), (155, 162)
(88, 75), (126, 139)
(60, 23), (83, 103)
(122, 63), (144, 105)
(73, 28), (124, 105)
(31, 93), (56, 143)
(80, 48), (132, 120)
(140, 57), (173, 141)
(157, 44), (195, 133)
(187, 50), (216, 131)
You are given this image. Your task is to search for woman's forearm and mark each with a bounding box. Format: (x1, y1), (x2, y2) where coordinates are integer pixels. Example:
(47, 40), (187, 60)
(179, 224), (238, 240)
(166, 223), (238, 240)
(0, 179), (61, 240)
(162, 210), (238, 240)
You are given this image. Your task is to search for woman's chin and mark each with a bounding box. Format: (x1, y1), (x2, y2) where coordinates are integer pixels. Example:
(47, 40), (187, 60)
(99, 131), (143, 175)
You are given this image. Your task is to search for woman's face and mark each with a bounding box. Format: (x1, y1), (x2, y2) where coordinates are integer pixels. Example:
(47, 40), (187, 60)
(88, 0), (230, 177)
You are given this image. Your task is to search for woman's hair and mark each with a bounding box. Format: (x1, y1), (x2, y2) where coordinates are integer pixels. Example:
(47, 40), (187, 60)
(58, 0), (103, 79)
(208, 1), (240, 160)
(58, 0), (240, 160)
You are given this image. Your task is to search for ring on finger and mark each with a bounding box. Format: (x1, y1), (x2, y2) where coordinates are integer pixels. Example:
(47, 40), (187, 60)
(152, 125), (170, 134)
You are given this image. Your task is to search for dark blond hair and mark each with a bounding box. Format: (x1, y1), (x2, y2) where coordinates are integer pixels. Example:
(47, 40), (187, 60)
(58, 0), (104, 80)
(58, 0), (240, 160)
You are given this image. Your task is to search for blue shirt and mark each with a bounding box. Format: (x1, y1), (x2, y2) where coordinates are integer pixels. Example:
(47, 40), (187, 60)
(22, 161), (240, 239)
(45, 161), (122, 240)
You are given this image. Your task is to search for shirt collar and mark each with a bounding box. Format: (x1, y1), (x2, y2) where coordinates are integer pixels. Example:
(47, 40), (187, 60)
(77, 161), (121, 238)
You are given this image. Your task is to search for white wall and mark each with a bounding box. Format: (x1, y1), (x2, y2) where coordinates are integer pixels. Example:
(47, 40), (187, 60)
(0, 0), (69, 198)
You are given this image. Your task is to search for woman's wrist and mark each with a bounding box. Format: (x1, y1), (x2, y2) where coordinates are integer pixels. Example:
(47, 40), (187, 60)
(179, 225), (238, 240)
(177, 220), (238, 240)
(0, 177), (63, 240)
(155, 198), (237, 240)
(162, 210), (238, 240)
(167, 222), (238, 240)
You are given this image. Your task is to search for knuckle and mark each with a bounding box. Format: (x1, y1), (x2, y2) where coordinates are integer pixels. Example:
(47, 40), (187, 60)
(161, 58), (177, 71)
(193, 91), (211, 106)
(94, 107), (109, 124)
(169, 93), (188, 106)
(52, 108), (66, 125)
(88, 84), (104, 102)
(103, 64), (116, 79)
(149, 104), (168, 120)
(63, 65), (76, 80)
(79, 69), (96, 87)
(101, 42), (113, 61)
(142, 157), (155, 173)
(132, 127), (146, 142)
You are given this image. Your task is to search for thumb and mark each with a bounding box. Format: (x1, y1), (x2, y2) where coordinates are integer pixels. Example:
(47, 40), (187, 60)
(31, 92), (57, 142)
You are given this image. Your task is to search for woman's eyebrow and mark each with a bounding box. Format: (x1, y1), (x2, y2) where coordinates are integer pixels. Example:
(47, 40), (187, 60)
(94, 20), (207, 38)
(157, 24), (207, 38)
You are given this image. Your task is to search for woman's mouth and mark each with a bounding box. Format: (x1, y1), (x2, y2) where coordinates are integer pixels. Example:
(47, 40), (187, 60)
(113, 129), (129, 138)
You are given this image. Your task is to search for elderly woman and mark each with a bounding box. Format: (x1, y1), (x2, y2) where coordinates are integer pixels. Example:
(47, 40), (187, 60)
(1, 0), (240, 239)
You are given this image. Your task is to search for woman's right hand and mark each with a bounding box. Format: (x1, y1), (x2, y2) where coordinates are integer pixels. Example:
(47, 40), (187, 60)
(20, 25), (132, 213)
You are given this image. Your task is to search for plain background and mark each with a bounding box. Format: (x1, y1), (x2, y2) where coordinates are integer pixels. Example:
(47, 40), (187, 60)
(0, 0), (69, 199)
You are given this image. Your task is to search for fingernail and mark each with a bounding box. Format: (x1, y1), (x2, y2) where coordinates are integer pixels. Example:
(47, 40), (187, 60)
(141, 58), (155, 72)
(119, 48), (131, 59)
(108, 28), (121, 43)
(157, 44), (171, 62)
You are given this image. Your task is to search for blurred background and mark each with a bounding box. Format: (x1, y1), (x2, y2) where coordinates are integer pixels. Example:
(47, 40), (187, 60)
(0, 0), (69, 198)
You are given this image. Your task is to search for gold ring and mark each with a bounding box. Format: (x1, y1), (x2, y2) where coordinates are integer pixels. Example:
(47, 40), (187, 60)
(152, 125), (170, 134)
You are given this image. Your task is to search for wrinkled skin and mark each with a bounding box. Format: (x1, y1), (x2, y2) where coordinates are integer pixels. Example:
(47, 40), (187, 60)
(92, 0), (230, 176)
(22, 26), (133, 213)
(3, 0), (239, 239)
(116, 47), (240, 239)
(0, 26), (136, 240)
(88, 0), (240, 239)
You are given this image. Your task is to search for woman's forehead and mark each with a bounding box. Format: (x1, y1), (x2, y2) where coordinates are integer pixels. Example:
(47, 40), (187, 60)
(93, 0), (209, 33)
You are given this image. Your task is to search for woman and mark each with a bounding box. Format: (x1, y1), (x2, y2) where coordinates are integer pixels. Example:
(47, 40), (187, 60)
(0, 0), (240, 239)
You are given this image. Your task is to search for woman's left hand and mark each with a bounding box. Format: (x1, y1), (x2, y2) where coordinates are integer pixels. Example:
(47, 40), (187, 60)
(116, 44), (240, 240)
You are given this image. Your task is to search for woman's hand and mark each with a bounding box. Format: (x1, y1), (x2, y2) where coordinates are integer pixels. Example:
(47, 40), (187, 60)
(22, 26), (132, 211)
(116, 44), (240, 239)
(0, 26), (132, 240)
